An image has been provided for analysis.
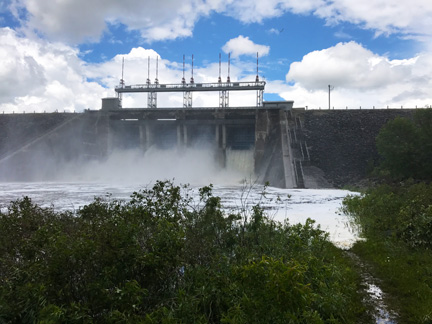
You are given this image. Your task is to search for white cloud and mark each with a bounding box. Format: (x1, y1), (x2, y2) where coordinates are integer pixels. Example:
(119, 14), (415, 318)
(223, 0), (324, 23)
(222, 35), (270, 58)
(7, 0), (432, 46)
(280, 42), (432, 108)
(5, 13), (432, 115)
(286, 41), (409, 91)
(314, 0), (432, 39)
(0, 27), (107, 112)
(223, 0), (432, 43)
(10, 0), (223, 43)
(111, 43), (432, 109)
(334, 30), (351, 39)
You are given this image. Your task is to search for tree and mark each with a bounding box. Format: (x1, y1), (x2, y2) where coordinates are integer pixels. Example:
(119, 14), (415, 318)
(376, 109), (432, 181)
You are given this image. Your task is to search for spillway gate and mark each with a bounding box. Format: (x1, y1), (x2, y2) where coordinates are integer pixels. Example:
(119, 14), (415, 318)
(87, 101), (296, 188)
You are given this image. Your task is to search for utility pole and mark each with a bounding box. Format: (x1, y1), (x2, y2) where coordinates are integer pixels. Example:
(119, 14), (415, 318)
(328, 84), (334, 109)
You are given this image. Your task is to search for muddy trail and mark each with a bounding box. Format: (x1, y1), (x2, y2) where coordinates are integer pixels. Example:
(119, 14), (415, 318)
(345, 251), (398, 324)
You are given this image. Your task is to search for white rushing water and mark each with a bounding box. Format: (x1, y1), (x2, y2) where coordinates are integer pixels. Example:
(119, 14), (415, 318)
(0, 181), (360, 249)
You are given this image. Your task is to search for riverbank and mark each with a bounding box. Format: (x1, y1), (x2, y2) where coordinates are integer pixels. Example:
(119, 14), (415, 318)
(343, 183), (432, 323)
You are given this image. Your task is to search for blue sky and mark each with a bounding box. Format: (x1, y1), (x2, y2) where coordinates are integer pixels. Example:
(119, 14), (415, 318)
(1, 0), (432, 112)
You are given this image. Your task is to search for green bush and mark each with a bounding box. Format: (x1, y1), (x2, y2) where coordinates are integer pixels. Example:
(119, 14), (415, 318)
(343, 182), (432, 249)
(375, 108), (432, 181)
(0, 181), (366, 323)
(343, 183), (432, 323)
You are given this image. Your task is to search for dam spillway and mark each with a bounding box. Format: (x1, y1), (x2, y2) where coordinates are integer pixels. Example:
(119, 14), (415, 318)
(85, 102), (294, 188)
(0, 102), (294, 187)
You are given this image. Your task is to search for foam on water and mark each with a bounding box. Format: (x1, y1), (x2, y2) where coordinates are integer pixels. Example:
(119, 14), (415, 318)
(0, 181), (360, 248)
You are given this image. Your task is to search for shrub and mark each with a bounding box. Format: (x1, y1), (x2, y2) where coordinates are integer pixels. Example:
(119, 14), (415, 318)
(343, 182), (432, 249)
(0, 181), (365, 323)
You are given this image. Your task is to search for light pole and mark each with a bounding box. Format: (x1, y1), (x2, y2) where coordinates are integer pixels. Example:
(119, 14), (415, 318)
(328, 84), (334, 109)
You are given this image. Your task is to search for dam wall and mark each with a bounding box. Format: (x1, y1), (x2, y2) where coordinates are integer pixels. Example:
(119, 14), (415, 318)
(0, 113), (77, 158)
(0, 107), (284, 183)
(0, 108), (417, 187)
(0, 113), (104, 180)
(289, 109), (414, 188)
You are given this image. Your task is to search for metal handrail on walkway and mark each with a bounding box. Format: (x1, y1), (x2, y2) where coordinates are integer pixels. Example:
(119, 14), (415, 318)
(116, 81), (266, 93)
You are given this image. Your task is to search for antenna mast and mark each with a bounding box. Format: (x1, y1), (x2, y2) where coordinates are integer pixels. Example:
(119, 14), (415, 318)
(227, 53), (231, 83)
(328, 84), (334, 109)
(256, 52), (259, 82)
(190, 54), (194, 84)
(120, 57), (125, 87)
(118, 57), (125, 104)
(155, 56), (159, 85)
(182, 54), (186, 84)
(218, 53), (222, 83)
(147, 56), (151, 85)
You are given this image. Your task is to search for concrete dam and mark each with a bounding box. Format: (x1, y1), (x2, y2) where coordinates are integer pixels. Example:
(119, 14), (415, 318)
(0, 70), (416, 187)
(0, 102), (414, 188)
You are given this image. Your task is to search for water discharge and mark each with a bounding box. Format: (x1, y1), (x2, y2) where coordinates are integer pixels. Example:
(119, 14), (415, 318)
(26, 148), (256, 186)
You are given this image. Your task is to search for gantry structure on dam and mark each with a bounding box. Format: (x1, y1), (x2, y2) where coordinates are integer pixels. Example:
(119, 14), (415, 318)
(107, 54), (265, 110)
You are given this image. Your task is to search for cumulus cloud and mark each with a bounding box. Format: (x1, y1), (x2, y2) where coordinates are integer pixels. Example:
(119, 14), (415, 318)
(222, 36), (270, 58)
(286, 41), (410, 91)
(314, 0), (432, 39)
(223, 0), (323, 23)
(0, 27), (107, 112)
(254, 44), (432, 109)
(7, 0), (432, 46)
(4, 27), (432, 113)
(280, 42), (432, 108)
(10, 0), (224, 43)
(223, 0), (432, 43)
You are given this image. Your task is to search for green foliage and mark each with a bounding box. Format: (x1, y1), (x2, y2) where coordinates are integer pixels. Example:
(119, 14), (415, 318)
(351, 240), (432, 324)
(343, 183), (432, 323)
(343, 182), (432, 249)
(0, 181), (366, 323)
(375, 109), (432, 181)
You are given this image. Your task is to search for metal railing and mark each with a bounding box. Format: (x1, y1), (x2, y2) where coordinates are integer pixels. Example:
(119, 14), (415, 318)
(115, 81), (266, 93)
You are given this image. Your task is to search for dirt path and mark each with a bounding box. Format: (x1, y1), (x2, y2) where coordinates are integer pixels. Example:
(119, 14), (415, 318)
(344, 251), (398, 324)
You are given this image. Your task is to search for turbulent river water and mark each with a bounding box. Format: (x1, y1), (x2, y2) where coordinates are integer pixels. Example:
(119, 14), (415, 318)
(0, 181), (359, 249)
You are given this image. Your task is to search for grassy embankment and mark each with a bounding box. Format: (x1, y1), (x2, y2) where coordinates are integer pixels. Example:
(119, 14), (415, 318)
(343, 183), (432, 323)
(342, 109), (432, 323)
